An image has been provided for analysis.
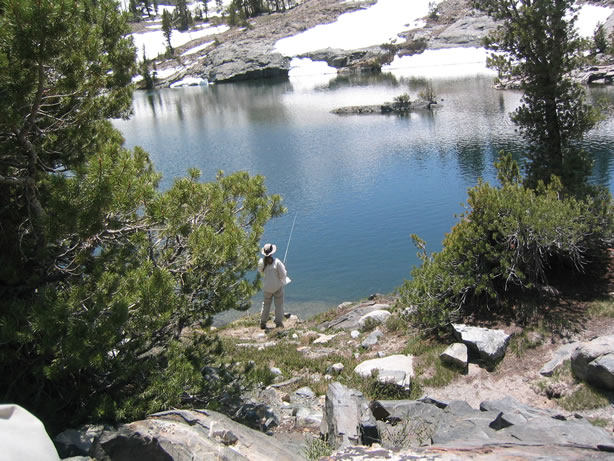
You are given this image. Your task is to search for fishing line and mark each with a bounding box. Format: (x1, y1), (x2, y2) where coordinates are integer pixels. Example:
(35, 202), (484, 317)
(283, 212), (298, 264)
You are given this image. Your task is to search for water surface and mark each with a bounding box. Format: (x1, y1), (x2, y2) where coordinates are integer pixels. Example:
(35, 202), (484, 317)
(113, 74), (614, 322)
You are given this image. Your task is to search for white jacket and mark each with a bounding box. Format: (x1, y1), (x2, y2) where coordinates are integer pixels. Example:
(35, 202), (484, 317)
(258, 258), (287, 293)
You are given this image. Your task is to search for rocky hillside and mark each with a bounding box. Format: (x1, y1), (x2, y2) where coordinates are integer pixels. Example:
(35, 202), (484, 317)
(136, 0), (614, 88)
(136, 0), (503, 86)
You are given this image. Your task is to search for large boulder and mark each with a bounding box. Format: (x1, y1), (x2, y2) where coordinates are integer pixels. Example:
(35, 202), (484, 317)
(91, 409), (302, 461)
(451, 324), (511, 365)
(539, 342), (579, 376)
(54, 425), (107, 458)
(320, 382), (378, 449)
(294, 407), (323, 428)
(361, 329), (384, 348)
(354, 355), (414, 390)
(440, 343), (468, 370)
(571, 335), (614, 390)
(369, 395), (614, 456)
(0, 405), (60, 461)
(303, 46), (391, 72)
(318, 302), (390, 331)
(204, 39), (290, 83)
(358, 310), (391, 330)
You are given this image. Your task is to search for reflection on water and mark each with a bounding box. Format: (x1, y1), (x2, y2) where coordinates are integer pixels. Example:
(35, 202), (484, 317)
(114, 73), (614, 323)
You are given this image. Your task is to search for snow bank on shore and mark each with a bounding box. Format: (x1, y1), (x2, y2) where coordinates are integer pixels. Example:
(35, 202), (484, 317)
(383, 47), (496, 79)
(279, 0), (613, 80)
(275, 0), (441, 57)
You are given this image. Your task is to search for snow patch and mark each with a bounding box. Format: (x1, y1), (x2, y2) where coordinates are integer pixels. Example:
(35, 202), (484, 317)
(575, 4), (613, 38)
(382, 47), (496, 79)
(181, 40), (215, 56)
(132, 24), (229, 61)
(288, 58), (338, 77)
(274, 0), (442, 56)
(170, 77), (209, 88)
(287, 58), (338, 91)
(155, 67), (183, 80)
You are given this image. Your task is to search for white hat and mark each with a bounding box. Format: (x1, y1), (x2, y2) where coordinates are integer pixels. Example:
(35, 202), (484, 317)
(261, 243), (277, 256)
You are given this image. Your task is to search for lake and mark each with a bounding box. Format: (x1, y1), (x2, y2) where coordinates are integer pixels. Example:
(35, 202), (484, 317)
(113, 73), (614, 322)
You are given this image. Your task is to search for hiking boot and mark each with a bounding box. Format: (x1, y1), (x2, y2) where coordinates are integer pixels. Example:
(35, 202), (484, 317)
(275, 322), (284, 329)
(260, 323), (267, 330)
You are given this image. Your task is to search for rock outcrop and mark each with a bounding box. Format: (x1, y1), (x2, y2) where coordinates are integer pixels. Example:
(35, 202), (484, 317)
(324, 443), (614, 460)
(428, 14), (498, 48)
(303, 46), (393, 74)
(321, 388), (614, 460)
(319, 301), (391, 330)
(440, 342), (468, 370)
(91, 409), (304, 461)
(573, 65), (614, 85)
(332, 100), (438, 115)
(353, 355), (414, 390)
(201, 41), (290, 83)
(571, 334), (614, 390)
(539, 342), (579, 376)
(320, 382), (378, 449)
(170, 0), (373, 84)
(358, 310), (391, 330)
(452, 323), (511, 366)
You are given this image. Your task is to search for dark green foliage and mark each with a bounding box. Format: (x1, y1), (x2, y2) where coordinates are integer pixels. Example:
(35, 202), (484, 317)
(175, 0), (192, 31)
(141, 49), (155, 89)
(129, 0), (140, 21)
(1, 0), (283, 432)
(397, 155), (613, 330)
(474, 0), (600, 195)
(592, 23), (608, 55)
(418, 80), (436, 103)
(428, 1), (440, 21)
(393, 93), (411, 112)
(162, 9), (173, 53)
(227, 0), (295, 25)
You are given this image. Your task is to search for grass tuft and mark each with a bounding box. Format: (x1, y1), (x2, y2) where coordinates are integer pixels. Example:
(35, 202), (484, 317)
(385, 314), (407, 333)
(509, 327), (546, 357)
(560, 384), (610, 411)
(302, 436), (333, 460)
(588, 417), (609, 428)
(588, 298), (614, 318)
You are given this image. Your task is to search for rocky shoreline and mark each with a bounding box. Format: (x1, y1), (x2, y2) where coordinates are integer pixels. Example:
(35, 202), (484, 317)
(46, 296), (614, 460)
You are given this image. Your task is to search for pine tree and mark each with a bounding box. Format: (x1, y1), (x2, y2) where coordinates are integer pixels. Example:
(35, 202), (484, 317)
(162, 9), (173, 54)
(176, 0), (191, 31)
(141, 48), (155, 89)
(474, 0), (599, 195)
(1, 0), (282, 432)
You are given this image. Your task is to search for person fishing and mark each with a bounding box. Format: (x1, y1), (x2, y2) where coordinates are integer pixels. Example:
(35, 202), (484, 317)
(258, 243), (289, 329)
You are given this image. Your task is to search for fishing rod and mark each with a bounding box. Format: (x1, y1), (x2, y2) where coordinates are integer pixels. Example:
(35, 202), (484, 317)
(283, 212), (298, 265)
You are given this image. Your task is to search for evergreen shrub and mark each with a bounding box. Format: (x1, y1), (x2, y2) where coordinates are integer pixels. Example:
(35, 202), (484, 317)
(397, 155), (613, 330)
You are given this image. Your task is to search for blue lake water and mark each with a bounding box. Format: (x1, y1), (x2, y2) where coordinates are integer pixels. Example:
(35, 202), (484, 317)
(113, 74), (614, 322)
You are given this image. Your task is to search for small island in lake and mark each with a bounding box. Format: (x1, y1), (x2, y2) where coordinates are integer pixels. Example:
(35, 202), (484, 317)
(331, 98), (441, 115)
(332, 86), (441, 115)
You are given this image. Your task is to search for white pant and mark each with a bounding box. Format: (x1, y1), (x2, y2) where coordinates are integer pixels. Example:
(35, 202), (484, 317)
(261, 287), (284, 325)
